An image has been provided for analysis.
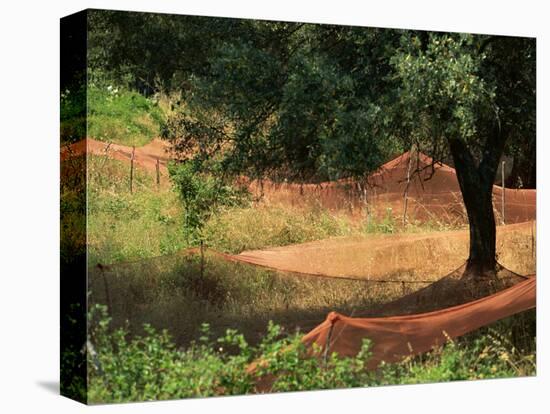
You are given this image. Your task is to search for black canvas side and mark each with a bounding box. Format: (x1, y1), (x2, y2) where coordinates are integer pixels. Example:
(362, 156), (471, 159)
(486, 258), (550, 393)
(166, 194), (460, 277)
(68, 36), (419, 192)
(60, 9), (88, 404)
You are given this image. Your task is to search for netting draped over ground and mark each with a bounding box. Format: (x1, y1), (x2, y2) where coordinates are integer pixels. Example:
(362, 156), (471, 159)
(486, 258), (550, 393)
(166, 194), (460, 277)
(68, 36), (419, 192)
(63, 139), (536, 225)
(301, 275), (535, 369)
(248, 150), (536, 224)
(91, 245), (535, 368)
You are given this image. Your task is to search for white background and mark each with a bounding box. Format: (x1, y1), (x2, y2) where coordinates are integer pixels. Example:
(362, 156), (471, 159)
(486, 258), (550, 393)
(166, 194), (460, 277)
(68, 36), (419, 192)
(0, 0), (548, 412)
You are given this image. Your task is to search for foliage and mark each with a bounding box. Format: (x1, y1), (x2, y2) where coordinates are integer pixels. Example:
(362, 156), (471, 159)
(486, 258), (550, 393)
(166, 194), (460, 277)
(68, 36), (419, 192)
(87, 10), (256, 93)
(163, 25), (403, 183)
(388, 32), (535, 170)
(87, 85), (164, 146)
(168, 160), (250, 245)
(87, 305), (535, 404)
(61, 303), (87, 403)
(389, 34), (493, 154)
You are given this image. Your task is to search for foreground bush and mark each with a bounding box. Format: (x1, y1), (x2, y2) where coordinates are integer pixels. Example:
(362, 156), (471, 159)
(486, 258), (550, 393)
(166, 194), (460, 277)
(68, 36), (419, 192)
(85, 305), (535, 404)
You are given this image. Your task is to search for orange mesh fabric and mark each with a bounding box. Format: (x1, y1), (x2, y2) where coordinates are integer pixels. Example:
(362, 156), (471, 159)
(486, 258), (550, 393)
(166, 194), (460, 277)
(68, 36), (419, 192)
(63, 140), (536, 225)
(247, 151), (535, 224)
(231, 221), (535, 280)
(301, 276), (536, 369)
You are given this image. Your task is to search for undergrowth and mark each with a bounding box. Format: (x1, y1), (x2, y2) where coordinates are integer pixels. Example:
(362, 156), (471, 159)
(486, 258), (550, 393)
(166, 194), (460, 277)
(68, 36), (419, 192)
(85, 305), (535, 404)
(88, 254), (402, 348)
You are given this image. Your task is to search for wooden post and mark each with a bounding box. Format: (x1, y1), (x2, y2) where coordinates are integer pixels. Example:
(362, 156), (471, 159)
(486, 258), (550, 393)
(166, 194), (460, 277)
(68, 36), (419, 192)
(501, 160), (505, 225)
(403, 147), (414, 226)
(156, 157), (160, 188)
(130, 146), (135, 193)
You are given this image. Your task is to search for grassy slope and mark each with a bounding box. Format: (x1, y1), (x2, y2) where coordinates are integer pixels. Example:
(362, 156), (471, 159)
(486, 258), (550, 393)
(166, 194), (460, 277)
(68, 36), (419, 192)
(87, 86), (165, 146)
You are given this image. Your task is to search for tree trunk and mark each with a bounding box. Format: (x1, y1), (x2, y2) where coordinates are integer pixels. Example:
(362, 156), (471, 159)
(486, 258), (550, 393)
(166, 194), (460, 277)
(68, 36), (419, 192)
(449, 137), (503, 275)
(461, 181), (497, 274)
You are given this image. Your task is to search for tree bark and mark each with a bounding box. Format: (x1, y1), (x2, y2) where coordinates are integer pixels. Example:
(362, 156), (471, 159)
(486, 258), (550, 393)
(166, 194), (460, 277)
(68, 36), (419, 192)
(448, 134), (504, 275)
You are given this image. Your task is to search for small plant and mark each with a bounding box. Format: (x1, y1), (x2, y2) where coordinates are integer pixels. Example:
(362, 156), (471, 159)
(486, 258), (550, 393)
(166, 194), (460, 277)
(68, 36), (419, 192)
(363, 207), (396, 234)
(168, 160), (249, 275)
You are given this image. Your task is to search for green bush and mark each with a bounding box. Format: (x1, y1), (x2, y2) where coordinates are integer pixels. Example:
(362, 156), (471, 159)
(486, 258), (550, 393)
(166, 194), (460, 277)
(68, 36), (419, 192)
(168, 161), (250, 246)
(87, 305), (376, 403)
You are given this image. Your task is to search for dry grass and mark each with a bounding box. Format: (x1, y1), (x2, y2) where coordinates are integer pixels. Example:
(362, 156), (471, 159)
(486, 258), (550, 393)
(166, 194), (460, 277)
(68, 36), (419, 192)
(88, 253), (408, 347)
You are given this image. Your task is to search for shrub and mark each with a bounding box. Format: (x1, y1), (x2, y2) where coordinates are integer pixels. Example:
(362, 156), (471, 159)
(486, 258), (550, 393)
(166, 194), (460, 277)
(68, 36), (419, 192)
(168, 160), (250, 246)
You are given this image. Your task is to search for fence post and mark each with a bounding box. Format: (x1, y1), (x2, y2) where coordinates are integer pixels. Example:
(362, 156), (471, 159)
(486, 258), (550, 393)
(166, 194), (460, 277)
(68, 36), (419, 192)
(156, 157), (160, 188)
(403, 147), (414, 226)
(130, 145), (135, 193)
(501, 160), (505, 225)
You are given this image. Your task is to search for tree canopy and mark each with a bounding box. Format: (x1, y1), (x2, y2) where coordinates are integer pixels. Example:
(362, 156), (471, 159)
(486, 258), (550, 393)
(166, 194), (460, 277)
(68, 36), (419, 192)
(89, 10), (536, 273)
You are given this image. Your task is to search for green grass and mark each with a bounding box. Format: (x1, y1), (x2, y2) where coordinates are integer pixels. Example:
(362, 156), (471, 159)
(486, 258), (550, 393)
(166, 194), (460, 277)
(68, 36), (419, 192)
(203, 204), (356, 254)
(87, 86), (165, 146)
(87, 155), (188, 264)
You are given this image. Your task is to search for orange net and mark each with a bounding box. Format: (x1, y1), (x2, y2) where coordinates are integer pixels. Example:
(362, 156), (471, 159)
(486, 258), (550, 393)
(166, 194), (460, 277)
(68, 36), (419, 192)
(69, 139), (535, 378)
(61, 138), (173, 174)
(248, 151), (535, 224)
(301, 275), (535, 369)
(226, 221), (535, 281)
(63, 139), (536, 225)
